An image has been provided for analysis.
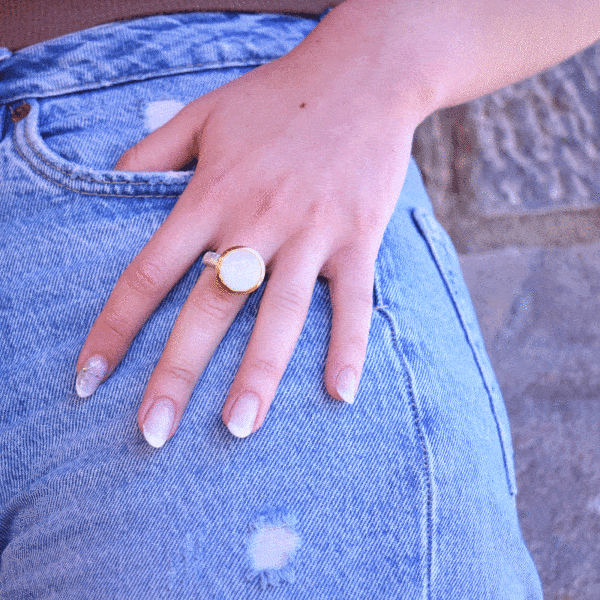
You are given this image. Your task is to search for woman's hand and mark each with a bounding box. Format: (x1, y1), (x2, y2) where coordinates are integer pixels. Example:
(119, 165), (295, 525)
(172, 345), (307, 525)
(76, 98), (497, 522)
(74, 2), (433, 446)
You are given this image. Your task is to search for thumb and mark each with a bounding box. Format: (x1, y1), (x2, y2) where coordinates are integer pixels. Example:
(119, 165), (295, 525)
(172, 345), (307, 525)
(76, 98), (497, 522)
(113, 98), (210, 172)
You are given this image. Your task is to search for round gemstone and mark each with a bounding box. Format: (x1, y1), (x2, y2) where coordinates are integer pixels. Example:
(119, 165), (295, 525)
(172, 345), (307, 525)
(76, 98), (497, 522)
(219, 248), (263, 292)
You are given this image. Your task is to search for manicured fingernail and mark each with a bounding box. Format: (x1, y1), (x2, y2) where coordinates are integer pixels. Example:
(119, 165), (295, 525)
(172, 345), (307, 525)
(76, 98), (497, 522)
(143, 399), (175, 448)
(76, 355), (108, 398)
(227, 392), (259, 438)
(336, 367), (356, 404)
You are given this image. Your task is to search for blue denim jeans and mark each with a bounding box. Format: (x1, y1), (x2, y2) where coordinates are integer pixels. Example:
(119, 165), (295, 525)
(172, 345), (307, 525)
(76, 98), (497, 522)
(0, 10), (543, 599)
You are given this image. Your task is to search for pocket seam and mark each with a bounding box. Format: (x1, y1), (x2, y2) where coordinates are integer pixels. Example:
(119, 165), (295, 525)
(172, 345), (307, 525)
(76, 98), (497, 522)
(411, 206), (518, 498)
(12, 137), (182, 198)
(12, 98), (191, 197)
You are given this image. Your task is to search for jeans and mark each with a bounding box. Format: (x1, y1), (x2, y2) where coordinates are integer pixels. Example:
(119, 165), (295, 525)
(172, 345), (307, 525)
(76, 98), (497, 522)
(0, 10), (543, 599)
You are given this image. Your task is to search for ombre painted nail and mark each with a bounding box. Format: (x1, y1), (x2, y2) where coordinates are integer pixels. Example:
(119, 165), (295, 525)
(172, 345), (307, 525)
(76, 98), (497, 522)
(142, 399), (175, 448)
(75, 355), (108, 398)
(227, 392), (259, 438)
(336, 367), (356, 404)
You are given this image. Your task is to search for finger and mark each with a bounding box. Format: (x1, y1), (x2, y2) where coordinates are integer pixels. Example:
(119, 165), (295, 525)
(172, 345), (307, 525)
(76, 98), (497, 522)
(323, 247), (376, 406)
(137, 253), (252, 447)
(221, 244), (324, 438)
(74, 172), (222, 398)
(113, 97), (211, 172)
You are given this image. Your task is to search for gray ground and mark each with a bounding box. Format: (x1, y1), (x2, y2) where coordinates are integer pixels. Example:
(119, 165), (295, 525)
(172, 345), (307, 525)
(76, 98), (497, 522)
(411, 39), (600, 600)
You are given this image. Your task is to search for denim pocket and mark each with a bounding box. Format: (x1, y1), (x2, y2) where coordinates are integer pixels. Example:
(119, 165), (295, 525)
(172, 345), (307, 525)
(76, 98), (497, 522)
(412, 206), (518, 497)
(11, 97), (193, 200)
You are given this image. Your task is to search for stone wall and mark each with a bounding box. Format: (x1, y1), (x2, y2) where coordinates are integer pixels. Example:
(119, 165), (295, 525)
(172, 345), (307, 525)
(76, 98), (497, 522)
(412, 41), (600, 253)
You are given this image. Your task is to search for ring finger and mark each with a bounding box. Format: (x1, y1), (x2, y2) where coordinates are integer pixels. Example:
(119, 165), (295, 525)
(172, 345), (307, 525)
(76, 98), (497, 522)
(220, 242), (325, 438)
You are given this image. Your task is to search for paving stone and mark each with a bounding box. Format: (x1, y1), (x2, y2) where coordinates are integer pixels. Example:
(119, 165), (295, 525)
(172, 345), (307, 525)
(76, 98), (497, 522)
(458, 242), (600, 600)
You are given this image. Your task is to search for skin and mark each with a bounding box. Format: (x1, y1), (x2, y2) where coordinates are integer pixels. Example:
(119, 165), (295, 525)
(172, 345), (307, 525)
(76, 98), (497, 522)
(74, 0), (431, 443)
(75, 0), (600, 444)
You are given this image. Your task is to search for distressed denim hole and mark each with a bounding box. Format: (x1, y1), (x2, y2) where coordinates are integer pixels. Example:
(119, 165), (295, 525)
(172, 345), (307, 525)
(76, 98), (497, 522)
(249, 525), (300, 570)
(144, 99), (185, 132)
(245, 507), (301, 590)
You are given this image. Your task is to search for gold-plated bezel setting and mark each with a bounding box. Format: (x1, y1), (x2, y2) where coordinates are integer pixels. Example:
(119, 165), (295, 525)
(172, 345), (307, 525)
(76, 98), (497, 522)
(213, 246), (266, 295)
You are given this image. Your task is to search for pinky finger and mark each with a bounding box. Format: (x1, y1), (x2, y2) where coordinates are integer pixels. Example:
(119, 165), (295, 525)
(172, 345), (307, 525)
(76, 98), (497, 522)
(324, 251), (376, 405)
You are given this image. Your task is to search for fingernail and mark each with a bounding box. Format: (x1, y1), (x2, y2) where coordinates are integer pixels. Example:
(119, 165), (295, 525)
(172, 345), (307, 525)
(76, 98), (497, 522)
(143, 399), (175, 448)
(227, 392), (259, 438)
(336, 367), (356, 404)
(76, 355), (108, 398)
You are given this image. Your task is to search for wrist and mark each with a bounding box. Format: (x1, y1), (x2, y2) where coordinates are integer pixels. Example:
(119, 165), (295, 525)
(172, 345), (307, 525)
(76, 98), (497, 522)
(285, 0), (444, 126)
(337, 0), (600, 112)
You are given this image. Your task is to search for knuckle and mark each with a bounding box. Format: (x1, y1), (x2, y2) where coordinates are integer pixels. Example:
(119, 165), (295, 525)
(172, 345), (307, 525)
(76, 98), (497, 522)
(251, 188), (275, 222)
(305, 197), (323, 219)
(270, 287), (306, 317)
(162, 363), (197, 388)
(351, 288), (374, 311)
(102, 309), (130, 343)
(190, 288), (233, 323)
(350, 206), (384, 239)
(248, 356), (281, 380)
(302, 197), (328, 228)
(125, 258), (167, 297)
(346, 331), (368, 353)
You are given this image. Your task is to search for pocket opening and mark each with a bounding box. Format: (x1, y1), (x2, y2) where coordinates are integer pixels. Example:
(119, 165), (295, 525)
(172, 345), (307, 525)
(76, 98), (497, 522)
(12, 98), (193, 198)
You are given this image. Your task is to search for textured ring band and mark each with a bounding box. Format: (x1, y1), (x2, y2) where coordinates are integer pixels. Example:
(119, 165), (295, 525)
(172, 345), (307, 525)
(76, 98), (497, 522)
(202, 246), (266, 295)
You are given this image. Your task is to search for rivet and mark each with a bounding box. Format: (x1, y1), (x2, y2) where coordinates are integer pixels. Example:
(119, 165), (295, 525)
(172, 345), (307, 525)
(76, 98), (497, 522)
(11, 103), (31, 123)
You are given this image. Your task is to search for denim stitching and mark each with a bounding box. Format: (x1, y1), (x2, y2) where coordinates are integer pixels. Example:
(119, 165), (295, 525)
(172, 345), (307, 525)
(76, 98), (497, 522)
(12, 135), (181, 198)
(1, 57), (283, 106)
(17, 111), (186, 187)
(412, 207), (517, 497)
(13, 112), (185, 197)
(374, 305), (433, 599)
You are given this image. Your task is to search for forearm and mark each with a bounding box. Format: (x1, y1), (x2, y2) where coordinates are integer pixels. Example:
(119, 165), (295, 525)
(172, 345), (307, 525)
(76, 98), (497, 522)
(296, 0), (600, 120)
(402, 0), (600, 110)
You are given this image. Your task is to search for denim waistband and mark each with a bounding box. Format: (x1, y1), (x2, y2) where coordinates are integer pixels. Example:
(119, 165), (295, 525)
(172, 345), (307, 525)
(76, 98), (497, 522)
(0, 9), (333, 106)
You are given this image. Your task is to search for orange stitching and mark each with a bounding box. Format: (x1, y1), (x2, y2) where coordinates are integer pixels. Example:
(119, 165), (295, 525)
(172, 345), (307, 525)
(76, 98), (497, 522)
(12, 129), (182, 198)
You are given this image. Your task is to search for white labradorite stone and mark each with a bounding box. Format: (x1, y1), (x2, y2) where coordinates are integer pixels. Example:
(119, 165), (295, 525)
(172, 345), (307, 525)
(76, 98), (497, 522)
(219, 248), (263, 292)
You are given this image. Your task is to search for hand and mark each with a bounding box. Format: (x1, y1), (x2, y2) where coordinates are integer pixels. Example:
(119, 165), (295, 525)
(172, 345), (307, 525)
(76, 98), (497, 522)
(74, 7), (428, 446)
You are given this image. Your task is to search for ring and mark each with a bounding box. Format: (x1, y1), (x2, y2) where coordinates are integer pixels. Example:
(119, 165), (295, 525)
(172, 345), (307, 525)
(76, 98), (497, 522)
(202, 246), (266, 295)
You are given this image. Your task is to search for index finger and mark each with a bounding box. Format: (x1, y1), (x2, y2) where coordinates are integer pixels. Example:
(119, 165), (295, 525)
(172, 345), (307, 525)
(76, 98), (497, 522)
(74, 177), (220, 397)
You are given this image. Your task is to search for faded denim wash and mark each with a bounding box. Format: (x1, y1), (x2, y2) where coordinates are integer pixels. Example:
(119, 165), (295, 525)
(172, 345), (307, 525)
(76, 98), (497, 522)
(0, 10), (543, 599)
